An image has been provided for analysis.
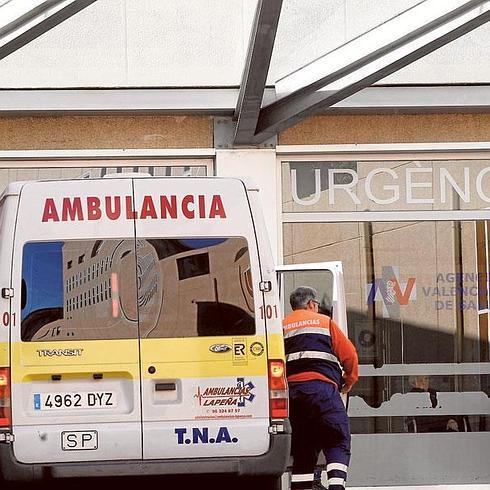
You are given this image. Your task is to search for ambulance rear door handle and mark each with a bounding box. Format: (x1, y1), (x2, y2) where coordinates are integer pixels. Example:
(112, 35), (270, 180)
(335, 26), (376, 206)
(155, 383), (176, 391)
(1, 288), (14, 298)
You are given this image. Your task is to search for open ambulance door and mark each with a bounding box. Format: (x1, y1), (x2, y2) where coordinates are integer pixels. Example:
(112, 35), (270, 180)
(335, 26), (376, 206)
(275, 261), (347, 335)
(275, 261), (348, 407)
(276, 262), (348, 490)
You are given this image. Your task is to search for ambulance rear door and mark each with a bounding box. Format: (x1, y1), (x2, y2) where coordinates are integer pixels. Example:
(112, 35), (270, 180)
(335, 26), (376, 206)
(10, 179), (142, 464)
(133, 177), (271, 460)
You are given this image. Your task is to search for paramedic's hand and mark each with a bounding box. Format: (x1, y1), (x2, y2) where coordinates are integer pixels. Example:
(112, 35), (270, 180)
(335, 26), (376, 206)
(341, 385), (352, 394)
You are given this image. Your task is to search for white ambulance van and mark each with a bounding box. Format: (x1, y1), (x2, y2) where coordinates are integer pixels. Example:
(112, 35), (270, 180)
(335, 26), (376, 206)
(0, 174), (347, 489)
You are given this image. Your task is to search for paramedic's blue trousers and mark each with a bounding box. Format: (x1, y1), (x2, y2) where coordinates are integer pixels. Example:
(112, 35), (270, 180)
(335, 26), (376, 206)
(289, 380), (350, 490)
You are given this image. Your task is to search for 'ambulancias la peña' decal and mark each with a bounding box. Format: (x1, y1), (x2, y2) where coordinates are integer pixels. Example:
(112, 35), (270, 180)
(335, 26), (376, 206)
(194, 377), (255, 419)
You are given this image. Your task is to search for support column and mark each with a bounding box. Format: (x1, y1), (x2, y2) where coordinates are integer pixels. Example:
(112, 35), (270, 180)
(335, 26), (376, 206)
(215, 149), (279, 263)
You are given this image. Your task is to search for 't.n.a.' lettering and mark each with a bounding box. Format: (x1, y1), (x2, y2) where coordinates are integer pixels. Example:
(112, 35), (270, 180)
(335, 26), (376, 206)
(41, 194), (227, 222)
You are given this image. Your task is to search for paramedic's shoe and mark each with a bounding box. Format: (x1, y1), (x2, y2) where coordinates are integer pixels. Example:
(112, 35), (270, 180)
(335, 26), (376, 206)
(312, 479), (328, 490)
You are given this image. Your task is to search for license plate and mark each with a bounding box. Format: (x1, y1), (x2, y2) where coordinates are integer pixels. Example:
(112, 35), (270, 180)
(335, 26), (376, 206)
(61, 431), (98, 451)
(33, 391), (117, 410)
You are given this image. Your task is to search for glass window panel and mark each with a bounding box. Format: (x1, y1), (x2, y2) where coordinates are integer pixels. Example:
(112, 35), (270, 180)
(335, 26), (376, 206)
(279, 269), (334, 317)
(137, 237), (255, 338)
(283, 220), (490, 437)
(22, 239), (138, 341)
(284, 221), (486, 365)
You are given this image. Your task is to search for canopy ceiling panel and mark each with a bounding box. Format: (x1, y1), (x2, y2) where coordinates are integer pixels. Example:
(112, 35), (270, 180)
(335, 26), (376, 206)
(268, 0), (422, 83)
(0, 0), (488, 89)
(0, 0), (98, 60)
(0, 0), (259, 88)
(248, 0), (490, 143)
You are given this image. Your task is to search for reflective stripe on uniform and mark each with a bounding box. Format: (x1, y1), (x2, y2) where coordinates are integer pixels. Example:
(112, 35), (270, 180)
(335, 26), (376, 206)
(291, 473), (314, 482)
(286, 351), (340, 366)
(284, 327), (331, 339)
(326, 463), (348, 472)
(328, 477), (346, 487)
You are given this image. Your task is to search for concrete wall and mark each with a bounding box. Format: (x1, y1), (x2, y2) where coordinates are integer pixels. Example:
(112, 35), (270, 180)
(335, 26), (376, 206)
(0, 115), (213, 149)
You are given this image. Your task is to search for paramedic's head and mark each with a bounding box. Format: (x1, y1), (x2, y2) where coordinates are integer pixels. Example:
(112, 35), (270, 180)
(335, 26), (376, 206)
(290, 286), (319, 312)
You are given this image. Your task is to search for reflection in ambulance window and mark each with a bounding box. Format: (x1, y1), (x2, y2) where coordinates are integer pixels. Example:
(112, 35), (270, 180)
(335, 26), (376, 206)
(138, 237), (255, 338)
(177, 253), (210, 280)
(21, 239), (138, 341)
(21, 236), (255, 341)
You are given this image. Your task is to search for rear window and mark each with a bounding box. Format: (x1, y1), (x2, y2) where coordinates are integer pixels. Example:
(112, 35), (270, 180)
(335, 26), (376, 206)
(279, 269), (334, 317)
(21, 237), (255, 341)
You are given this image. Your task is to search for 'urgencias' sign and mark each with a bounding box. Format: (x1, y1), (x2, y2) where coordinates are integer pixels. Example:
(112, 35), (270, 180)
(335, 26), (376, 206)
(284, 161), (490, 210)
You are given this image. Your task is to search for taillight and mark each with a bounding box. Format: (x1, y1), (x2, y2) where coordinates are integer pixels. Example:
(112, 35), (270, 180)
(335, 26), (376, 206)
(0, 367), (11, 427)
(268, 360), (288, 419)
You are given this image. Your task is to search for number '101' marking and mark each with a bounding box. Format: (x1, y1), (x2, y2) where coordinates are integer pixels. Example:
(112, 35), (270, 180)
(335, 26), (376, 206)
(259, 305), (278, 320)
(2, 312), (15, 327)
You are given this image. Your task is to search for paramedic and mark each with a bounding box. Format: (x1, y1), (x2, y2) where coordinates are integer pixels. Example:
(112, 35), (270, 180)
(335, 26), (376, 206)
(283, 286), (359, 490)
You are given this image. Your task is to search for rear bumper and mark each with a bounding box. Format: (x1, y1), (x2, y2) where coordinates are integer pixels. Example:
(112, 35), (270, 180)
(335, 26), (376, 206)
(1, 422), (291, 482)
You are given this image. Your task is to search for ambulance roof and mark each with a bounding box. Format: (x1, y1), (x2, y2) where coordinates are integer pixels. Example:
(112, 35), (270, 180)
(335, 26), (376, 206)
(0, 175), (259, 200)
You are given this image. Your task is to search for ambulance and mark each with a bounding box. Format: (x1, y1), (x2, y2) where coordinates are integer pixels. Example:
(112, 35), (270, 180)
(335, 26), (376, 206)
(0, 174), (347, 489)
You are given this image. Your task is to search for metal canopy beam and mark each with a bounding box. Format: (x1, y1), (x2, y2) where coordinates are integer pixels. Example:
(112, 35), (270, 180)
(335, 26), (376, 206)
(2, 85), (490, 115)
(251, 0), (490, 144)
(0, 0), (97, 61)
(233, 0), (283, 145)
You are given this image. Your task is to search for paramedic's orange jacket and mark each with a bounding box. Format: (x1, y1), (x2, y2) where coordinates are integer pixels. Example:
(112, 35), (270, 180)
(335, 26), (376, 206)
(282, 309), (359, 391)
